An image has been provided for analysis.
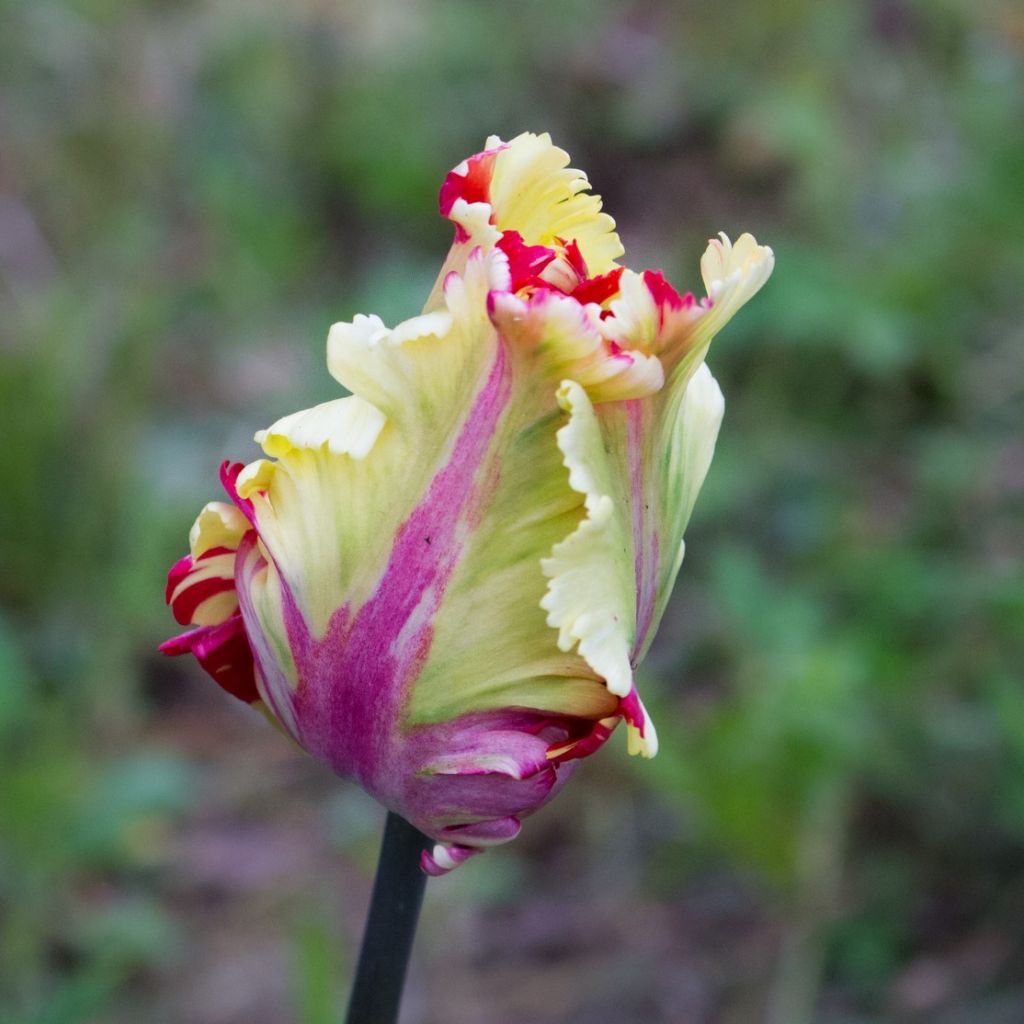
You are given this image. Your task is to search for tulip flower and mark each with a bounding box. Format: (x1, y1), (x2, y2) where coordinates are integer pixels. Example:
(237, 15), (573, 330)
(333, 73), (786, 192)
(162, 132), (773, 875)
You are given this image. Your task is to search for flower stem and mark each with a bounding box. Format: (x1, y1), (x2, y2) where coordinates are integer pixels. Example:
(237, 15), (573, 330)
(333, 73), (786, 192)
(345, 811), (431, 1024)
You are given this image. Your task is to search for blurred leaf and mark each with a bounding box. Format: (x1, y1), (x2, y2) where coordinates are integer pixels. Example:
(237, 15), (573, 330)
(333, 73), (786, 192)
(292, 914), (345, 1024)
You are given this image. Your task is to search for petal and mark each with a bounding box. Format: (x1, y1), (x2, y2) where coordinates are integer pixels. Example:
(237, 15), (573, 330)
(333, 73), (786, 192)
(546, 715), (618, 763)
(643, 362), (725, 651)
(572, 266), (625, 307)
(167, 501), (250, 628)
(253, 396), (386, 459)
(159, 615), (258, 703)
(621, 687), (659, 759)
(400, 709), (576, 840)
(489, 288), (664, 403)
(601, 269), (666, 353)
(162, 498), (259, 702)
(245, 248), (621, 749)
(439, 141), (505, 221)
(540, 380), (638, 698)
(398, 334), (622, 728)
(244, 253), (505, 637)
(233, 531), (300, 733)
(601, 234), (774, 380)
(188, 501), (250, 559)
(665, 232), (774, 375)
(486, 133), (623, 273)
(241, 257), (621, 746)
(538, 363), (725, 755)
(495, 230), (557, 290)
(701, 231), (776, 309)
(427, 133), (623, 311)
(326, 311), (454, 424)
(166, 551), (239, 627)
(418, 716), (558, 782)
(421, 843), (482, 876)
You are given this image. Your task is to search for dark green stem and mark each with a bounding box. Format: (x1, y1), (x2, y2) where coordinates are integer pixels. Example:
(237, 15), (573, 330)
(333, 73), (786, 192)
(345, 812), (431, 1024)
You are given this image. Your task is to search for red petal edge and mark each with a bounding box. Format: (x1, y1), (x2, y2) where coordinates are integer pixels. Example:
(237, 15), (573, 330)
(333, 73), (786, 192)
(220, 460), (256, 523)
(160, 615), (259, 704)
(496, 230), (557, 291)
(572, 266), (624, 307)
(439, 146), (504, 219)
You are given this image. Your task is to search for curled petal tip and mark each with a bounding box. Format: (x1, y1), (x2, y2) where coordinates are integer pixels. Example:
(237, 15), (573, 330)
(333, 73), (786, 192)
(700, 231), (775, 303)
(622, 689), (659, 758)
(421, 843), (482, 877)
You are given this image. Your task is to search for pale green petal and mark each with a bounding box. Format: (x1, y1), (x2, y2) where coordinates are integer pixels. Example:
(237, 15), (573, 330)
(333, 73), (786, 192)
(642, 362), (725, 659)
(241, 255), (501, 636)
(237, 411), (410, 637)
(535, 363), (725, 744)
(234, 246), (614, 727)
(235, 537), (299, 733)
(414, 360), (724, 735)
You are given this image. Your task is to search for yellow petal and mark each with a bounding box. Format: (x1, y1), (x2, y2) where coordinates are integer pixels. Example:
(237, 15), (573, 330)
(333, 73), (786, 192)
(188, 501), (249, 560)
(488, 133), (623, 274)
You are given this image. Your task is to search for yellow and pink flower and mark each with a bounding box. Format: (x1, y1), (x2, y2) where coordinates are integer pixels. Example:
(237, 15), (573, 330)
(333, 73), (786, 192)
(162, 132), (773, 874)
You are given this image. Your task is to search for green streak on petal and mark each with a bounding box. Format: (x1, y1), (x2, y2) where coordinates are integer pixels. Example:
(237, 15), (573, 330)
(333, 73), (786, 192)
(536, 361), (724, 713)
(406, 385), (616, 726)
(247, 554), (298, 691)
(642, 362), (724, 659)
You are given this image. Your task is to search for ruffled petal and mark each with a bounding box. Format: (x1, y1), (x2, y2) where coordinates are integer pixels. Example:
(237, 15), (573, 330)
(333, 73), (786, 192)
(239, 253), (506, 638)
(159, 616), (257, 704)
(538, 362), (725, 758)
(540, 380), (638, 700)
(601, 233), (774, 380)
(485, 133), (623, 273)
(489, 287), (664, 403)
(161, 500), (258, 703)
(244, 247), (621, 749)
(427, 132), (623, 310)
(253, 396), (386, 460)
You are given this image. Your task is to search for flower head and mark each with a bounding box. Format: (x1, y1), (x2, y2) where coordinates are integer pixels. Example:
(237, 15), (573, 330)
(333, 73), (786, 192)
(162, 132), (773, 873)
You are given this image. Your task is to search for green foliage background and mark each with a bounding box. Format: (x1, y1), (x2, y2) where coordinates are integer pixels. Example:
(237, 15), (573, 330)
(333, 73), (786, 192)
(0, 1), (1021, 1022)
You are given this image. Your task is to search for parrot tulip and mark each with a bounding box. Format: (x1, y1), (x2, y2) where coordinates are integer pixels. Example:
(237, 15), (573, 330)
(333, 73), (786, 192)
(162, 132), (774, 874)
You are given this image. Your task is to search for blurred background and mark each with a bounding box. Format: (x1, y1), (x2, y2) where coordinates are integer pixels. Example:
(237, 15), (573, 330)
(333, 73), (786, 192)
(1, 0), (1022, 1021)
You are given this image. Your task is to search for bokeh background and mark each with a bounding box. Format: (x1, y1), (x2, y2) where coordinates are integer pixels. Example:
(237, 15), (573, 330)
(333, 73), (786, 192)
(2, 1), (1022, 1021)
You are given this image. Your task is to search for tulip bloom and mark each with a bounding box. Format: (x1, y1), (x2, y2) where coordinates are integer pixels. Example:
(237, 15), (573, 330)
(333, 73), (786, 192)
(162, 132), (773, 874)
